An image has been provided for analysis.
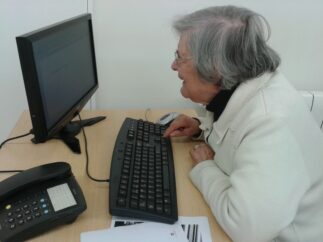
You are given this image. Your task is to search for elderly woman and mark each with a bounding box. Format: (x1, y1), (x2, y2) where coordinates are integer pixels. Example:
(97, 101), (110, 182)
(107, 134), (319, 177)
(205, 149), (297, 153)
(164, 5), (323, 242)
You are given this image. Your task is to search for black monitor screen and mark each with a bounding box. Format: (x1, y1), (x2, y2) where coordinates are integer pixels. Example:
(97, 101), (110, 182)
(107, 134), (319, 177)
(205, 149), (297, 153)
(16, 14), (99, 146)
(33, 20), (95, 129)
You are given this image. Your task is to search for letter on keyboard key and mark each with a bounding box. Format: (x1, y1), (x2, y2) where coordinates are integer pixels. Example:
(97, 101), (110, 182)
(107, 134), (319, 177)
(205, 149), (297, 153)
(139, 200), (146, 210)
(130, 199), (138, 208)
(147, 201), (155, 211)
(164, 197), (171, 204)
(117, 197), (126, 207)
(156, 204), (163, 214)
(164, 205), (171, 215)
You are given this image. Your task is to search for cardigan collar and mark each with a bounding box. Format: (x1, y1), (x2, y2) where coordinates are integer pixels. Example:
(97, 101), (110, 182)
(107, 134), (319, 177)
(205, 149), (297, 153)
(211, 71), (277, 144)
(206, 87), (237, 122)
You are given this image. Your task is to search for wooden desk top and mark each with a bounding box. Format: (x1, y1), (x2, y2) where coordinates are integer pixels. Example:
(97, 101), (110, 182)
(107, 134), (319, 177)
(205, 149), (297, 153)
(0, 109), (230, 242)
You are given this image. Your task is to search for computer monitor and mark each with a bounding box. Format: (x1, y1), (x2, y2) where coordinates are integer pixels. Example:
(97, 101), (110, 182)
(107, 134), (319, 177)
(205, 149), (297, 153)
(16, 13), (105, 153)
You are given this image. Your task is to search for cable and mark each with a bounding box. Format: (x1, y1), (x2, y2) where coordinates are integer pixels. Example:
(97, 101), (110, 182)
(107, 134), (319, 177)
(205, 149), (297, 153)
(0, 169), (23, 173)
(144, 108), (151, 121)
(0, 131), (32, 149)
(78, 114), (110, 183)
(0, 131), (32, 173)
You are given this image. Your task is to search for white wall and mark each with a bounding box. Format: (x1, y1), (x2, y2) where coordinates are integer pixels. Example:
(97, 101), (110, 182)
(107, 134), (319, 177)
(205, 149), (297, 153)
(0, 0), (88, 141)
(92, 0), (323, 111)
(1, 0), (323, 142)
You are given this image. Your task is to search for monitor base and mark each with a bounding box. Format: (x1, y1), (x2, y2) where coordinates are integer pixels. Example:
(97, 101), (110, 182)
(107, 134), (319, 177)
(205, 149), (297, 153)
(56, 116), (106, 154)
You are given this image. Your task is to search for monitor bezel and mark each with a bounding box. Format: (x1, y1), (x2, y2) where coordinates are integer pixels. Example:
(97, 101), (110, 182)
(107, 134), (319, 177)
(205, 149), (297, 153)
(16, 13), (98, 143)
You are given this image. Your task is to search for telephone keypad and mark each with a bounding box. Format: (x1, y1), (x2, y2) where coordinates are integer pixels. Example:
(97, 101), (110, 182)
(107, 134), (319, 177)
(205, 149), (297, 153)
(1, 190), (53, 231)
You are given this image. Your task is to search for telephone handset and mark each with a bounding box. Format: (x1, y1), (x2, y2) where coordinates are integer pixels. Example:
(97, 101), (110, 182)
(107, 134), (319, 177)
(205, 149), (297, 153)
(0, 162), (86, 242)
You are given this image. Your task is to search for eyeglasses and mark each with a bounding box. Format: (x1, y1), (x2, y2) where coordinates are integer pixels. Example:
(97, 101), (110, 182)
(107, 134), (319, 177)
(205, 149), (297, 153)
(174, 50), (192, 64)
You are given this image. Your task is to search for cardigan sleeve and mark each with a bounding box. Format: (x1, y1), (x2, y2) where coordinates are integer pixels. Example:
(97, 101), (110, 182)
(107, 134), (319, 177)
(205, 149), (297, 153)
(189, 116), (310, 242)
(192, 111), (214, 140)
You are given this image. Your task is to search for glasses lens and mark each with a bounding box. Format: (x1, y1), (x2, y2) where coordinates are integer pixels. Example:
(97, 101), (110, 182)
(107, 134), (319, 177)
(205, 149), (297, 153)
(175, 50), (179, 62)
(174, 50), (192, 64)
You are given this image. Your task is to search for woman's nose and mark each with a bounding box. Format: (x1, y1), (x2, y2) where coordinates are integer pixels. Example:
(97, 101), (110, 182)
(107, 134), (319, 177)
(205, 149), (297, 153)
(171, 60), (178, 71)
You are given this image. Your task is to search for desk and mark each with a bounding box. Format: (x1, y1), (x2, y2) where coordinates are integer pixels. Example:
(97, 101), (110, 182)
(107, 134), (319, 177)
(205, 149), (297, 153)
(0, 109), (231, 242)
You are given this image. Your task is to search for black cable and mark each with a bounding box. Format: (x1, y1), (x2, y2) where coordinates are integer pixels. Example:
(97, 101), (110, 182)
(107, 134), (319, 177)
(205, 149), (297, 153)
(0, 131), (32, 149)
(0, 169), (23, 173)
(0, 131), (32, 173)
(78, 114), (110, 183)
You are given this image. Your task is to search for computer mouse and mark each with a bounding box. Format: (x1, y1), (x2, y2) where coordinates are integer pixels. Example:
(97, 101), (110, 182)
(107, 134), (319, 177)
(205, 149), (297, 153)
(156, 112), (180, 126)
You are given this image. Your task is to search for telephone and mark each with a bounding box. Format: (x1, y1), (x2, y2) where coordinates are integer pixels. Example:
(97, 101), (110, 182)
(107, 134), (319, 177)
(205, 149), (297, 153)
(0, 162), (86, 242)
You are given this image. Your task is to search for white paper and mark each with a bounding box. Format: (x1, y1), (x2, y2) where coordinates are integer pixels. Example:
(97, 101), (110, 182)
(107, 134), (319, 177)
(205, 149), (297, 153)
(111, 216), (212, 242)
(81, 221), (188, 242)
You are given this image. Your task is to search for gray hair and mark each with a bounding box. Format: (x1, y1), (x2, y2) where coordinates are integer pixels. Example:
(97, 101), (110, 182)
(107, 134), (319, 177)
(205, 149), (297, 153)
(173, 5), (281, 89)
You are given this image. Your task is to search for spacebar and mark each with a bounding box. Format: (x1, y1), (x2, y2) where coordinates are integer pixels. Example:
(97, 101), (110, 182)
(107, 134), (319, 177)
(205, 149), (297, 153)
(163, 165), (170, 190)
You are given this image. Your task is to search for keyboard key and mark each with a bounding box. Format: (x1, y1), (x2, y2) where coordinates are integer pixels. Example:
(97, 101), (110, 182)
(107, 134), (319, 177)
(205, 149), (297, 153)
(117, 198), (126, 207)
(156, 204), (163, 214)
(162, 166), (170, 190)
(119, 189), (127, 197)
(130, 200), (138, 208)
(139, 200), (146, 210)
(147, 201), (155, 210)
(164, 205), (171, 215)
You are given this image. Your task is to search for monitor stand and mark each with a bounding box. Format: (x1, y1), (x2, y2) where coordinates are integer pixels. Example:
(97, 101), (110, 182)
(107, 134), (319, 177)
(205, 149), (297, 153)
(56, 116), (106, 154)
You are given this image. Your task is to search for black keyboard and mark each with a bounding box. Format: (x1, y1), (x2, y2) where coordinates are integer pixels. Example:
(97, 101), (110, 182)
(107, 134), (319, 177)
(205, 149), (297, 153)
(109, 118), (178, 224)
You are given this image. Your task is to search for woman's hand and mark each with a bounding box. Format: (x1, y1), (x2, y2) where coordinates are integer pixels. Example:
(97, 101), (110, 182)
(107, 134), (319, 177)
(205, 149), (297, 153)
(189, 143), (215, 166)
(163, 114), (201, 138)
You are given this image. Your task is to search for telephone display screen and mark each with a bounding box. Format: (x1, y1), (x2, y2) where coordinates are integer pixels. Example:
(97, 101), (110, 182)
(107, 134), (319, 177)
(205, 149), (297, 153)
(47, 183), (77, 212)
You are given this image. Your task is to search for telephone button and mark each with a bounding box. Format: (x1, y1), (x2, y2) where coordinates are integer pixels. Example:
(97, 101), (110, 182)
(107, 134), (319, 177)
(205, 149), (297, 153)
(18, 199), (26, 204)
(18, 220), (24, 225)
(9, 224), (16, 230)
(5, 204), (11, 210)
(8, 218), (15, 223)
(7, 212), (13, 217)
